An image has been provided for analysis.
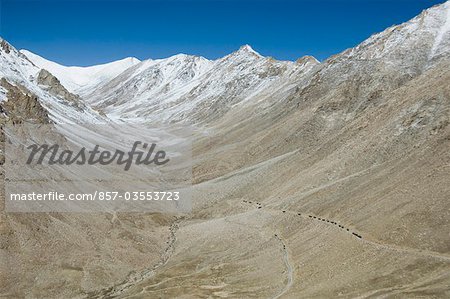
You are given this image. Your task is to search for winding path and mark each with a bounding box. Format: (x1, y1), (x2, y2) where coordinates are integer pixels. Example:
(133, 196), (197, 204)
(242, 200), (450, 262)
(272, 234), (294, 299)
(87, 217), (182, 299)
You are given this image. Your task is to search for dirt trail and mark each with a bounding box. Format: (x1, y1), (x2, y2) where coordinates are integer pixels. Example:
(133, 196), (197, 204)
(242, 200), (450, 262)
(223, 215), (295, 299)
(87, 217), (182, 299)
(272, 234), (294, 299)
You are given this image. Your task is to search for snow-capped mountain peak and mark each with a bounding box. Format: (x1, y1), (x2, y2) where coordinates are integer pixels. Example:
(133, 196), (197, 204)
(0, 38), (105, 123)
(228, 44), (263, 60)
(239, 44), (261, 55)
(430, 0), (450, 58)
(20, 49), (140, 94)
(338, 0), (450, 64)
(8, 1), (450, 125)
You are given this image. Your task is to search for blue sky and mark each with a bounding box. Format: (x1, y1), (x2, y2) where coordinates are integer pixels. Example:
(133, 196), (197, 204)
(1, 0), (446, 66)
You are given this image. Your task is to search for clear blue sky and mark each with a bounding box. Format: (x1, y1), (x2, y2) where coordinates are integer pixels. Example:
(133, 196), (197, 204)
(1, 0), (446, 66)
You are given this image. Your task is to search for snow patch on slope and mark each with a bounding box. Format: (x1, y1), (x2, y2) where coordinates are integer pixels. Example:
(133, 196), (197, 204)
(430, 1), (450, 57)
(0, 86), (7, 103)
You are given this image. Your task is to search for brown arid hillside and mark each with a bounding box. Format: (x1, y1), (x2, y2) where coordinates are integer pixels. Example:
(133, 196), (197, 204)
(1, 1), (450, 298)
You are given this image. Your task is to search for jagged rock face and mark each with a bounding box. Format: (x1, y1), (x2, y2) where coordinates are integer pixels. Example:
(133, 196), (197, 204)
(0, 40), (11, 54)
(0, 78), (51, 125)
(37, 69), (65, 92)
(0, 78), (51, 168)
(37, 69), (88, 112)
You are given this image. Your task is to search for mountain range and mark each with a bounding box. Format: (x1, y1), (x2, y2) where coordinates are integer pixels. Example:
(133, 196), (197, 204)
(1, 1), (450, 298)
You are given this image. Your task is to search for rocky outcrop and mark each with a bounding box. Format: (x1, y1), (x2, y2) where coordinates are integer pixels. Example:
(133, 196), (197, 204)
(37, 69), (86, 112)
(0, 78), (51, 126)
(0, 40), (11, 54)
(0, 78), (51, 165)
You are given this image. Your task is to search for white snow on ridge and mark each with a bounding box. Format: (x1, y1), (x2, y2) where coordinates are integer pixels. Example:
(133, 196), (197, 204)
(85, 44), (320, 123)
(0, 86), (7, 103)
(0, 38), (105, 123)
(430, 1), (450, 57)
(6, 0), (448, 125)
(20, 49), (140, 94)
